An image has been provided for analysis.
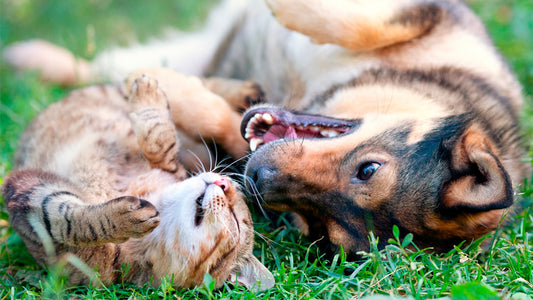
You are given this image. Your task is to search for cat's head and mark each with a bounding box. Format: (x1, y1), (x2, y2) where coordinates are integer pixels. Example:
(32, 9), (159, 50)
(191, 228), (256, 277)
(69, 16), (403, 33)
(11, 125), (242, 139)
(150, 172), (274, 290)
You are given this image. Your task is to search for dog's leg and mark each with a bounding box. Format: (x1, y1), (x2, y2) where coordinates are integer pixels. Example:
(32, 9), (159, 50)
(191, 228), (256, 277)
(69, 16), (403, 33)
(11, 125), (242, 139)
(125, 68), (248, 159)
(2, 40), (92, 86)
(266, 0), (444, 51)
(201, 77), (265, 112)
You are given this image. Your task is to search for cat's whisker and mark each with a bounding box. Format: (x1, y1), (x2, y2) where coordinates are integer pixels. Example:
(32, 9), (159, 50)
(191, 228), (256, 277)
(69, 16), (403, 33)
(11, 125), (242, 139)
(186, 170), (197, 178)
(187, 149), (205, 177)
(212, 156), (235, 173)
(198, 136), (216, 173)
(186, 149), (207, 175)
(252, 229), (279, 247)
(229, 173), (269, 219)
(218, 216), (238, 244)
(211, 137), (219, 173)
(220, 171), (269, 219)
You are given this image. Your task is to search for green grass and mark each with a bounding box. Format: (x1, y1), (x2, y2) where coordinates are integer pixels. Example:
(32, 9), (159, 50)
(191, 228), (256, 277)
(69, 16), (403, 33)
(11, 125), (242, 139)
(1, 0), (532, 299)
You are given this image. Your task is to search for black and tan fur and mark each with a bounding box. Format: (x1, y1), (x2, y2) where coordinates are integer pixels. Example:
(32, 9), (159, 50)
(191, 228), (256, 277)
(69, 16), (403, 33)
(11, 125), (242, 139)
(3, 0), (530, 256)
(2, 75), (273, 289)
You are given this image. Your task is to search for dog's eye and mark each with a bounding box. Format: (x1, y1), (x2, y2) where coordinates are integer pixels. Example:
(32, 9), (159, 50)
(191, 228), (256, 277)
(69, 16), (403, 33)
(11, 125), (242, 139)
(354, 162), (381, 181)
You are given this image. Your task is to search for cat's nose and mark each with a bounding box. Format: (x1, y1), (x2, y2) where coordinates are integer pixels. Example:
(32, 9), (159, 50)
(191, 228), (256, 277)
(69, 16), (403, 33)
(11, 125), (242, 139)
(213, 178), (230, 193)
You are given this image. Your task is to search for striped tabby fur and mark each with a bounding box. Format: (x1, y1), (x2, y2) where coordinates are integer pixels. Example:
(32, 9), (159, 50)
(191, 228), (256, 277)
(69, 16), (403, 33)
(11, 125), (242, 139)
(3, 76), (273, 289)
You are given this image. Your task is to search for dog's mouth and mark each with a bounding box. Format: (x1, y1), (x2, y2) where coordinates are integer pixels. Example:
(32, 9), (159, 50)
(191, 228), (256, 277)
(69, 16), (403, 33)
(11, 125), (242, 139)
(241, 107), (360, 151)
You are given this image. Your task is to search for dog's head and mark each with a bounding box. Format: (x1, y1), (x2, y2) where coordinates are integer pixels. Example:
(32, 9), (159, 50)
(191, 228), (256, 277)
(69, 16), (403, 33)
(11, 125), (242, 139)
(241, 93), (515, 254)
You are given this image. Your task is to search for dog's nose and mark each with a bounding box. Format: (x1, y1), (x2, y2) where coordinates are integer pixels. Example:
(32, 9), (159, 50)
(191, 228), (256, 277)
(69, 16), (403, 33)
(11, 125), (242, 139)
(247, 165), (277, 194)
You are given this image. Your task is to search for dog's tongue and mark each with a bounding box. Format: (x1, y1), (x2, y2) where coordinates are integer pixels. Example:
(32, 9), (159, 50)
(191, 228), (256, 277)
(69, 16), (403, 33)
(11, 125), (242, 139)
(264, 125), (297, 143)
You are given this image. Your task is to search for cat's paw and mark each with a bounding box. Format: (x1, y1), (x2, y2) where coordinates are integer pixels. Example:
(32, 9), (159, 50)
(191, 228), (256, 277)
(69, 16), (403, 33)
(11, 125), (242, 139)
(109, 196), (161, 239)
(128, 74), (169, 112)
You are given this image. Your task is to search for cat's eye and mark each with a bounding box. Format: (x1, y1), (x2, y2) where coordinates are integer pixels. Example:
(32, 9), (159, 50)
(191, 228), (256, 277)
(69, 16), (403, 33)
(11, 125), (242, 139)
(353, 161), (381, 182)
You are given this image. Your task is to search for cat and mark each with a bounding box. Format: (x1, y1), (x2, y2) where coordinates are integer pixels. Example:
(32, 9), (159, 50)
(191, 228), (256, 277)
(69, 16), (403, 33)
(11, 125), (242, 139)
(2, 74), (274, 290)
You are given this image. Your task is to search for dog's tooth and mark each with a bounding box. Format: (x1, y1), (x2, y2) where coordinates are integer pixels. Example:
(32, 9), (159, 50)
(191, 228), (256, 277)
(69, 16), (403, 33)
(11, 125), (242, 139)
(320, 129), (339, 137)
(245, 132), (252, 139)
(309, 126), (320, 132)
(246, 116), (260, 133)
(262, 113), (273, 124)
(247, 115), (259, 127)
(252, 113), (262, 121)
(246, 121), (255, 132)
(246, 126), (254, 134)
(249, 138), (263, 152)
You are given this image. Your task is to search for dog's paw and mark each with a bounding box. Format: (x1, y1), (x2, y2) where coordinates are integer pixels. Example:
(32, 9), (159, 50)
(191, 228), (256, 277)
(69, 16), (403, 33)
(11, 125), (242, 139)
(108, 196), (161, 240)
(265, 0), (334, 46)
(3, 39), (89, 86)
(239, 81), (265, 111)
(201, 78), (265, 112)
(265, 0), (299, 28)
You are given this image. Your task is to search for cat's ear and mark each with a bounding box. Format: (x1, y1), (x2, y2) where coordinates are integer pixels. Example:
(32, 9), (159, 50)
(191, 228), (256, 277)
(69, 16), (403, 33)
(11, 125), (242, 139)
(229, 256), (275, 291)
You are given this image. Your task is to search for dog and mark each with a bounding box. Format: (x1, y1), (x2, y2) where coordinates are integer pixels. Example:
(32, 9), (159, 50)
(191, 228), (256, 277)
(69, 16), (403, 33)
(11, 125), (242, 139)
(4, 0), (530, 256)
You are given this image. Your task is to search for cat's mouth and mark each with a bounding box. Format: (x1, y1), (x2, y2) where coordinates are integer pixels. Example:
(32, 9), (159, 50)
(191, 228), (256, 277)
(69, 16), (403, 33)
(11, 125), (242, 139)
(241, 106), (360, 151)
(193, 179), (239, 229)
(194, 194), (239, 229)
(194, 193), (205, 226)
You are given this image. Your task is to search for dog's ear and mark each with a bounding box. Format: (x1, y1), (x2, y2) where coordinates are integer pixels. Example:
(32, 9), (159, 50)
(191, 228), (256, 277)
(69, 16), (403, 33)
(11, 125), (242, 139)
(441, 125), (514, 211)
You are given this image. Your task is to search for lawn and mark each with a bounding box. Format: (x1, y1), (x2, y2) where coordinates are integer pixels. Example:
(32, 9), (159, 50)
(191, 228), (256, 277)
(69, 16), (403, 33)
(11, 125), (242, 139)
(0, 0), (532, 299)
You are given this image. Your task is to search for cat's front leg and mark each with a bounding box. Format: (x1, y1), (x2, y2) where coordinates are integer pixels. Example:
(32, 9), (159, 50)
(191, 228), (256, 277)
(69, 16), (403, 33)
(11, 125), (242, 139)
(3, 169), (161, 248)
(125, 68), (248, 158)
(128, 75), (187, 179)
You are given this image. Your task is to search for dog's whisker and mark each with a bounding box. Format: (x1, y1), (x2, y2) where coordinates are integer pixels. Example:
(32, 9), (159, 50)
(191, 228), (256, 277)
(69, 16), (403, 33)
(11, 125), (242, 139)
(238, 175), (270, 219)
